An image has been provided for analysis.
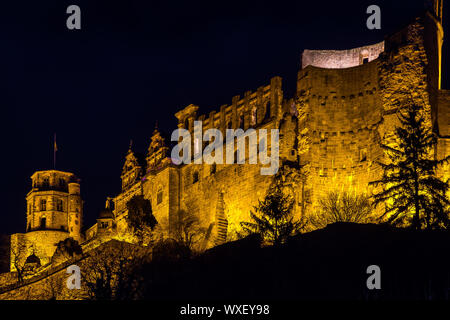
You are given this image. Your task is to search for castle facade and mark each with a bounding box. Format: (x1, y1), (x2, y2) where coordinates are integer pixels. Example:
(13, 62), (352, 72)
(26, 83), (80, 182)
(10, 1), (450, 270)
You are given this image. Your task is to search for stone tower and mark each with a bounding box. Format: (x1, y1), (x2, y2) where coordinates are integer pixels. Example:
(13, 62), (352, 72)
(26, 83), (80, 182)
(26, 170), (82, 240)
(10, 170), (83, 270)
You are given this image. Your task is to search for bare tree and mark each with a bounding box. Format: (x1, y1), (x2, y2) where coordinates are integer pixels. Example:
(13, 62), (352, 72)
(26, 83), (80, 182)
(10, 241), (30, 285)
(171, 210), (206, 252)
(310, 191), (374, 229)
(42, 274), (65, 300)
(82, 240), (151, 300)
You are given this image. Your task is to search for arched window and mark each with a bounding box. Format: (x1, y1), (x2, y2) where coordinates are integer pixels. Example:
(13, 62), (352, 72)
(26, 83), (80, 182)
(157, 188), (163, 204)
(360, 148), (368, 162)
(193, 171), (199, 183)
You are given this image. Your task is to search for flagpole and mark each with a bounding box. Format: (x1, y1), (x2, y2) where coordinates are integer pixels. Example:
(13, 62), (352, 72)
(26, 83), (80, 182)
(54, 133), (56, 169)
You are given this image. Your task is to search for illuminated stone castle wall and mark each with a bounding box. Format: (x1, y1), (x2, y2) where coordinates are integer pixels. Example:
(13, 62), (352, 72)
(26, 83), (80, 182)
(83, 5), (449, 249)
(8, 2), (449, 271)
(2, 2), (448, 300)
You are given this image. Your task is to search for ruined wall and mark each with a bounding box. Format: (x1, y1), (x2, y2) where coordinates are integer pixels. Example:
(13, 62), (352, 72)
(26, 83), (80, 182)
(296, 59), (383, 214)
(294, 13), (444, 220)
(82, 13), (447, 250)
(302, 41), (385, 69)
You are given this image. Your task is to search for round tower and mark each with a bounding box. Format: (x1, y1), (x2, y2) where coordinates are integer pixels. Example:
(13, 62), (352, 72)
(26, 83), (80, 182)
(68, 180), (82, 242)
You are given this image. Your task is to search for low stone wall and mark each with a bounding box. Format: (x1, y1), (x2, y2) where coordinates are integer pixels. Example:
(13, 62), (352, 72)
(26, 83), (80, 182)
(10, 230), (69, 271)
(0, 257), (86, 300)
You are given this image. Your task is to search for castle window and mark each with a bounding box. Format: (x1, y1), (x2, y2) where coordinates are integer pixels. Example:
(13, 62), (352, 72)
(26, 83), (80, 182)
(40, 199), (47, 211)
(319, 168), (326, 177)
(251, 106), (257, 126)
(56, 199), (63, 211)
(185, 118), (190, 130)
(363, 57), (369, 64)
(157, 190), (163, 204)
(227, 121), (232, 130)
(43, 177), (49, 188)
(263, 101), (271, 121)
(193, 171), (199, 183)
(59, 178), (66, 188)
(360, 148), (368, 162)
(239, 114), (244, 129)
(290, 149), (297, 157)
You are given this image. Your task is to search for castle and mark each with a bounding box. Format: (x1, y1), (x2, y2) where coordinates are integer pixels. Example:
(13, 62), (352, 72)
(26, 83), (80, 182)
(8, 1), (450, 271)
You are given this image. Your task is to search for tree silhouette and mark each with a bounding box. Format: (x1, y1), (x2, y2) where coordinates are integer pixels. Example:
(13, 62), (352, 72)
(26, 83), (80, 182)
(310, 191), (374, 229)
(370, 103), (450, 230)
(83, 240), (150, 300)
(126, 195), (158, 244)
(241, 179), (306, 246)
(171, 209), (205, 252)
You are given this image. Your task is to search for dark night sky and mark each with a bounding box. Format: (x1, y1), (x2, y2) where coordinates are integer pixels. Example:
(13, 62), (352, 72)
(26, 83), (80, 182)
(0, 0), (447, 234)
